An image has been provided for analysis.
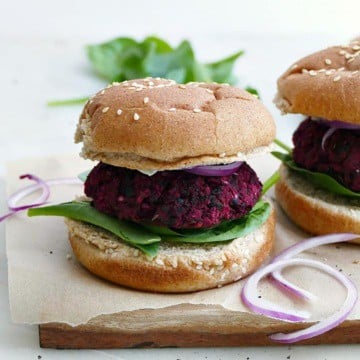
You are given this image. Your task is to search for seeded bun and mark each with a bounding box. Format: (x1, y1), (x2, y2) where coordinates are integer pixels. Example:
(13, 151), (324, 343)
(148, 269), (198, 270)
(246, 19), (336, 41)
(274, 39), (360, 124)
(65, 205), (275, 293)
(75, 78), (276, 171)
(275, 165), (360, 241)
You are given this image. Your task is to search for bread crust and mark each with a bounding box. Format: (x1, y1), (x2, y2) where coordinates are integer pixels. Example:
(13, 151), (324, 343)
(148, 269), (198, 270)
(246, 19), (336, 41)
(65, 207), (275, 293)
(274, 39), (360, 123)
(75, 78), (275, 170)
(275, 165), (360, 241)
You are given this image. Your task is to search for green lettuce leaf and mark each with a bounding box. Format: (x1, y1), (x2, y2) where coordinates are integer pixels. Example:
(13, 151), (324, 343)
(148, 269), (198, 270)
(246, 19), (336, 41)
(272, 151), (360, 198)
(27, 199), (271, 256)
(145, 201), (271, 243)
(28, 201), (161, 258)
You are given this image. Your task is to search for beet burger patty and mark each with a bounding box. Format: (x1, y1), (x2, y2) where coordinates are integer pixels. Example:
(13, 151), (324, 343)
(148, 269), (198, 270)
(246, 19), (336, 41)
(85, 162), (262, 229)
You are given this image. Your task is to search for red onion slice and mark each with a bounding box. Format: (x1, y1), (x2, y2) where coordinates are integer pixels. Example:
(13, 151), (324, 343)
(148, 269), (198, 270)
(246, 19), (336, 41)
(241, 260), (311, 322)
(268, 259), (358, 344)
(1, 176), (82, 223)
(8, 174), (50, 211)
(184, 162), (244, 177)
(270, 234), (359, 300)
(314, 118), (360, 130)
(321, 127), (337, 151)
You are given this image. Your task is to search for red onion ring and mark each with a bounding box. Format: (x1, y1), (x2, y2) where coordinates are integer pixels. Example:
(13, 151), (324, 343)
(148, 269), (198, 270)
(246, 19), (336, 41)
(184, 162), (244, 177)
(268, 259), (358, 343)
(241, 261), (310, 322)
(270, 233), (359, 301)
(8, 174), (50, 211)
(321, 127), (337, 151)
(314, 118), (360, 130)
(1, 176), (82, 223)
(312, 118), (360, 151)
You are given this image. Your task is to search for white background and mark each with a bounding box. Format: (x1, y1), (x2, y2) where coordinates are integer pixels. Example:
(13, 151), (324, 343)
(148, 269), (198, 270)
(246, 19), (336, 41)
(1, 0), (360, 359)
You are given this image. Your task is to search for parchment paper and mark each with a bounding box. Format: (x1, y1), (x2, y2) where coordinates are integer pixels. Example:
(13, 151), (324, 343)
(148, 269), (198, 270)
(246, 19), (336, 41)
(6, 154), (360, 326)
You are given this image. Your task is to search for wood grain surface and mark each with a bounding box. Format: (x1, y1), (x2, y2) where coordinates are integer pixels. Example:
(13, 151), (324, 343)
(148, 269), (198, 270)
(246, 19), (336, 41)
(39, 304), (360, 348)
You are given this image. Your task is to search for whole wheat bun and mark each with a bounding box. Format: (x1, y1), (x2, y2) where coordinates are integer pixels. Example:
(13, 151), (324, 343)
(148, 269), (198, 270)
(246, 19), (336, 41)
(75, 78), (276, 171)
(274, 39), (360, 124)
(275, 165), (360, 242)
(65, 205), (275, 293)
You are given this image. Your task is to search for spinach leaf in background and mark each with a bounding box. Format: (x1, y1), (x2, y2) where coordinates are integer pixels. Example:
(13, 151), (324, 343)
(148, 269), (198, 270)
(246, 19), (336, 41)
(204, 50), (244, 84)
(87, 36), (245, 84)
(87, 37), (140, 81)
(49, 35), (257, 106)
(28, 201), (161, 258)
(272, 151), (360, 198)
(245, 86), (260, 97)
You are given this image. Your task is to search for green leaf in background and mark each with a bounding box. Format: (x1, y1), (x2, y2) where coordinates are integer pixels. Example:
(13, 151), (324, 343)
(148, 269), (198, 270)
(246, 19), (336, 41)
(87, 36), (245, 84)
(272, 151), (360, 198)
(28, 201), (161, 258)
(204, 50), (244, 84)
(245, 86), (260, 97)
(49, 35), (255, 106)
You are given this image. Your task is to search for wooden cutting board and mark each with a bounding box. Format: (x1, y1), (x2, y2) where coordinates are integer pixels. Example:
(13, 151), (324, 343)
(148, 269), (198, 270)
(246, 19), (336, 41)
(39, 304), (360, 348)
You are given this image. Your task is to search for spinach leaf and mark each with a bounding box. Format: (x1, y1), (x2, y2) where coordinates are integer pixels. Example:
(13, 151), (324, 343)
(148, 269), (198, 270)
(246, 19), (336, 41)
(28, 202), (161, 258)
(160, 201), (271, 243)
(204, 50), (244, 84)
(49, 36), (255, 106)
(272, 151), (360, 198)
(78, 169), (90, 182)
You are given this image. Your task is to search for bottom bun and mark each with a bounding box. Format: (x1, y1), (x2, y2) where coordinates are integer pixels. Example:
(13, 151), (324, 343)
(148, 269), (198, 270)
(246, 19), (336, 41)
(276, 165), (360, 242)
(65, 207), (275, 293)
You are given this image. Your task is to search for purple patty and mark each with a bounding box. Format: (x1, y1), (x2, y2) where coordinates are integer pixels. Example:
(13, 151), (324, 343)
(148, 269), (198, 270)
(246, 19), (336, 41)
(84, 162), (262, 229)
(293, 118), (360, 192)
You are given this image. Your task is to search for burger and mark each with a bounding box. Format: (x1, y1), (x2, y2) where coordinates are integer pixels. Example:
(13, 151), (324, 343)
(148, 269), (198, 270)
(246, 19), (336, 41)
(273, 38), (360, 237)
(30, 78), (276, 292)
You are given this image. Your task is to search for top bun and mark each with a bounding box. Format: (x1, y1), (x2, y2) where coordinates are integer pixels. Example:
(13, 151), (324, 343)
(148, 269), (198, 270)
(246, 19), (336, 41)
(75, 78), (275, 170)
(274, 39), (360, 124)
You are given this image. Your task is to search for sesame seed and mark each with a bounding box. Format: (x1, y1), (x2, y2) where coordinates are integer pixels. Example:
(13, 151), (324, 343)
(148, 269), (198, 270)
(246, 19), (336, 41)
(169, 108), (176, 112)
(325, 58), (332, 65)
(219, 153), (226, 158)
(345, 53), (352, 59)
(205, 89), (214, 94)
(353, 45), (360, 51)
(348, 58), (355, 63)
(309, 70), (317, 76)
(302, 69), (309, 74)
(291, 64), (298, 69)
(148, 81), (154, 86)
(102, 107), (109, 113)
(338, 67), (345, 71)
(339, 50), (346, 55)
(100, 90), (105, 95)
(136, 88), (142, 92)
(352, 70), (359, 75)
(143, 97), (149, 104)
(116, 109), (122, 115)
(333, 75), (341, 82)
(193, 108), (201, 113)
(179, 85), (186, 89)
(134, 113), (140, 120)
